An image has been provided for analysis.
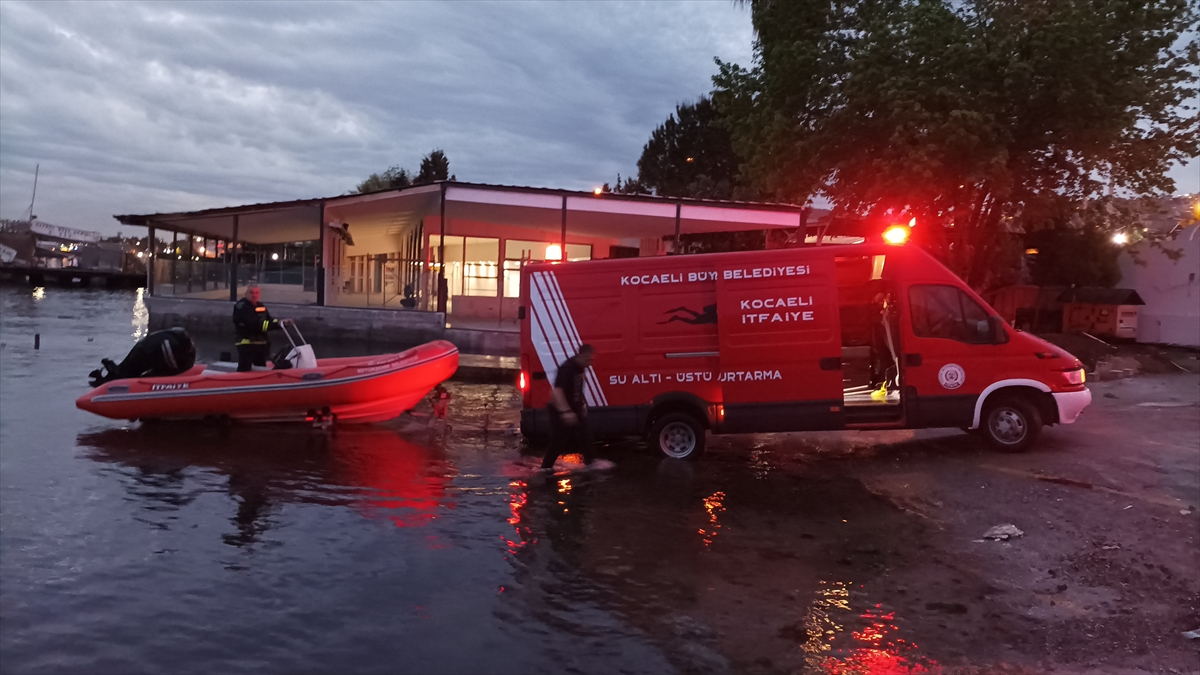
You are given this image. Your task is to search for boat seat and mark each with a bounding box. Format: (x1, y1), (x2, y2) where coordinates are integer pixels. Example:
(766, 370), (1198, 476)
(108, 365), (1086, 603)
(202, 361), (272, 375)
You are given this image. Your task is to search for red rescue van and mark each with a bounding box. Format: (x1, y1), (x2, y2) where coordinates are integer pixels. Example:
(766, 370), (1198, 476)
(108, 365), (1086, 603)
(518, 242), (1091, 458)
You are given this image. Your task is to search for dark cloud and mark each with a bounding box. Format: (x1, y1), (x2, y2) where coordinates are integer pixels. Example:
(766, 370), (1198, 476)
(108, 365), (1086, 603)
(2, 2), (1193, 236)
(0, 1), (753, 233)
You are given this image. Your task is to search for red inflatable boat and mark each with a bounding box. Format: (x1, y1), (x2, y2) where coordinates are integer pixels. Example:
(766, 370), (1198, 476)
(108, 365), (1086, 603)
(76, 340), (459, 424)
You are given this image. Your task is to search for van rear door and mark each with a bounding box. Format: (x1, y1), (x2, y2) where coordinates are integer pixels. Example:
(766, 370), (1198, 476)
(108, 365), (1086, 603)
(715, 255), (844, 433)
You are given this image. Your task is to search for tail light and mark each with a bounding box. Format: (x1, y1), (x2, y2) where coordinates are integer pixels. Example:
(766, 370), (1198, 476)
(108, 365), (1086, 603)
(518, 371), (528, 391)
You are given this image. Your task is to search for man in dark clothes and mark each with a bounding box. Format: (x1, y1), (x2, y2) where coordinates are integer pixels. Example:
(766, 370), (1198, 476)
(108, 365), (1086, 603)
(541, 344), (596, 470)
(232, 284), (281, 372)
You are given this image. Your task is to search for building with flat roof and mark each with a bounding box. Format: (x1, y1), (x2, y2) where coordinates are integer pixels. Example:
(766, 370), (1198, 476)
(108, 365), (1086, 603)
(116, 181), (824, 336)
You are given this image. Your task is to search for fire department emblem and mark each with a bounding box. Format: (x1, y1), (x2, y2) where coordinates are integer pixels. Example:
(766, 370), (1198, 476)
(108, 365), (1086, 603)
(938, 363), (965, 390)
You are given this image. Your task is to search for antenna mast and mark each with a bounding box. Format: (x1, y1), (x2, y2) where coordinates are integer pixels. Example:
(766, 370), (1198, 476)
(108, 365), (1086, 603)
(26, 164), (39, 222)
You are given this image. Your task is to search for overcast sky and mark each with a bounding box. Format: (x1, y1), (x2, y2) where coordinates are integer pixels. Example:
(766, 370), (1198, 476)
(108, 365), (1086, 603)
(0, 1), (1195, 237)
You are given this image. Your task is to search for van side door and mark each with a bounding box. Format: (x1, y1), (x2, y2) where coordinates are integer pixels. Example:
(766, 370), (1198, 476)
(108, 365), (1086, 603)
(716, 258), (843, 432)
(902, 283), (1005, 428)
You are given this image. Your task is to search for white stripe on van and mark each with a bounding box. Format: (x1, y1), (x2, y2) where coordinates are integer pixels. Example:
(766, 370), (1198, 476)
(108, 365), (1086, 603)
(543, 271), (608, 406)
(529, 271), (607, 408)
(543, 271), (607, 407)
(533, 271), (596, 407)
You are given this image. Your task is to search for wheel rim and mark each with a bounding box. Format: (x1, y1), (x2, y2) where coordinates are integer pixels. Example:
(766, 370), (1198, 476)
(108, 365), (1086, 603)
(659, 421), (697, 458)
(990, 408), (1027, 444)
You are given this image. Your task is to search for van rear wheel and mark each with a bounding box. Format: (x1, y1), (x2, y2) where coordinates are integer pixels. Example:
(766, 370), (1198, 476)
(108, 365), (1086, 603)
(649, 413), (705, 460)
(983, 395), (1042, 453)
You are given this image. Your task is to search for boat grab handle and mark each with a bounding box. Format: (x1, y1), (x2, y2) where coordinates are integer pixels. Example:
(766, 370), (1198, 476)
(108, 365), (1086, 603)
(280, 319), (308, 350)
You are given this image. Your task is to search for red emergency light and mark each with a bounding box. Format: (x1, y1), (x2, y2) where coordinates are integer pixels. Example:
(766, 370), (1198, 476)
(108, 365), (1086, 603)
(882, 225), (910, 245)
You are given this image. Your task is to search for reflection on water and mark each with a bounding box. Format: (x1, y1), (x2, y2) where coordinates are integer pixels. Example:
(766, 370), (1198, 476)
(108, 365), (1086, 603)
(698, 490), (725, 547)
(31, 286), (45, 301)
(131, 287), (148, 340)
(79, 425), (456, 544)
(803, 580), (941, 675)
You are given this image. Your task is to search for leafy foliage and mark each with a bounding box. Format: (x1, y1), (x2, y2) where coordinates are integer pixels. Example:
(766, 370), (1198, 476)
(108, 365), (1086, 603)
(355, 150), (452, 193)
(355, 166), (411, 193)
(1024, 199), (1124, 288)
(714, 0), (1199, 289)
(417, 150), (450, 184)
(636, 96), (740, 199)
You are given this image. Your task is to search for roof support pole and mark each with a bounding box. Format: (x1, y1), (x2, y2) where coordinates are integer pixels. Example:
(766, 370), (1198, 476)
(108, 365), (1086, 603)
(674, 203), (681, 255)
(434, 182), (448, 312)
(437, 184), (447, 314)
(229, 215), (239, 302)
(170, 231), (177, 295)
(560, 195), (567, 260)
(186, 234), (194, 293)
(317, 202), (326, 306)
(146, 225), (156, 295)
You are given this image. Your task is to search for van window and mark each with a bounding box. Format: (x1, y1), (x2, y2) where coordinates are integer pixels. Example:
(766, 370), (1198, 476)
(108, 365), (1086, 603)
(909, 285), (993, 344)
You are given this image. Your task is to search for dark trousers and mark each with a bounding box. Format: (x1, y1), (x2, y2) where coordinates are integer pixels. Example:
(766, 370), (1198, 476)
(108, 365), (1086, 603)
(541, 407), (594, 469)
(237, 343), (269, 372)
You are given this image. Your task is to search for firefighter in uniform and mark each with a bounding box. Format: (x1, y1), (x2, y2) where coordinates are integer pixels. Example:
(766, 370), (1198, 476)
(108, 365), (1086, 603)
(232, 284), (281, 371)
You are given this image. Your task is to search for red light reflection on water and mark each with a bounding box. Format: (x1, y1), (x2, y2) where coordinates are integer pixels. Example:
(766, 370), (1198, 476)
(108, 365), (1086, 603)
(698, 491), (726, 547)
(333, 434), (455, 529)
(801, 581), (940, 675)
(504, 480), (531, 554)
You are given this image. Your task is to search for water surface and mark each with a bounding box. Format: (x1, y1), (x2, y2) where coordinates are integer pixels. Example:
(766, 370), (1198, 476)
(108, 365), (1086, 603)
(2, 285), (939, 674)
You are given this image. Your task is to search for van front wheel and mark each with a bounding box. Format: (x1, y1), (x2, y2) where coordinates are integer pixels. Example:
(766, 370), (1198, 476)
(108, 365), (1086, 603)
(650, 413), (706, 460)
(983, 395), (1042, 453)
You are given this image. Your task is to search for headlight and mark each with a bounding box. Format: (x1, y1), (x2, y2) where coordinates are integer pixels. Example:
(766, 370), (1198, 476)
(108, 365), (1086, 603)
(1063, 368), (1085, 385)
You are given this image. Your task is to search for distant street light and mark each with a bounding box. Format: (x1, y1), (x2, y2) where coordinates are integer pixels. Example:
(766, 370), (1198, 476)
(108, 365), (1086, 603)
(1112, 232), (1129, 245)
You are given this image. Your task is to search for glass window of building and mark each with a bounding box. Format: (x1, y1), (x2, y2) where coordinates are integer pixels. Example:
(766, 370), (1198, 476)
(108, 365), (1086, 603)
(430, 235), (500, 298)
(501, 240), (592, 297)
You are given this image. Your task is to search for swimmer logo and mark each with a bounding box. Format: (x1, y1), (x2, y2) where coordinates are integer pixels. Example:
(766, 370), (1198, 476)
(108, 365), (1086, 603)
(938, 363), (965, 390)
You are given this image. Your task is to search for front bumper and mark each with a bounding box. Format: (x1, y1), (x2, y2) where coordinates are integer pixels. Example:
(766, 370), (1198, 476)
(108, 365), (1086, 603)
(1052, 388), (1092, 424)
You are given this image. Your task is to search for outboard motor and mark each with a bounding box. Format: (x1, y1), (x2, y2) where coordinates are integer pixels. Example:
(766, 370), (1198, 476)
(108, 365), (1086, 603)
(89, 327), (197, 387)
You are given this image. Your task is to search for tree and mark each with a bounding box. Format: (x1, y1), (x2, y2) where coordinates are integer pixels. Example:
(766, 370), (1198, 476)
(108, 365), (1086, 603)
(714, 0), (1199, 290)
(636, 96), (740, 199)
(1023, 196), (1127, 287)
(601, 174), (648, 194)
(354, 150), (453, 193)
(416, 150), (450, 184)
(355, 166), (411, 193)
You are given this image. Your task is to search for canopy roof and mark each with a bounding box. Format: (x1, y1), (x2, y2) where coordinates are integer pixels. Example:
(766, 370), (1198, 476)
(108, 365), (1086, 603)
(114, 181), (822, 245)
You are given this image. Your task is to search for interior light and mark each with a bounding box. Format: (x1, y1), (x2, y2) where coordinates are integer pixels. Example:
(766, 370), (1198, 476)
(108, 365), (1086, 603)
(136, 251), (144, 258)
(1112, 232), (1128, 245)
(198, 246), (206, 254)
(883, 226), (910, 245)
(272, 253), (280, 261)
(545, 244), (563, 261)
